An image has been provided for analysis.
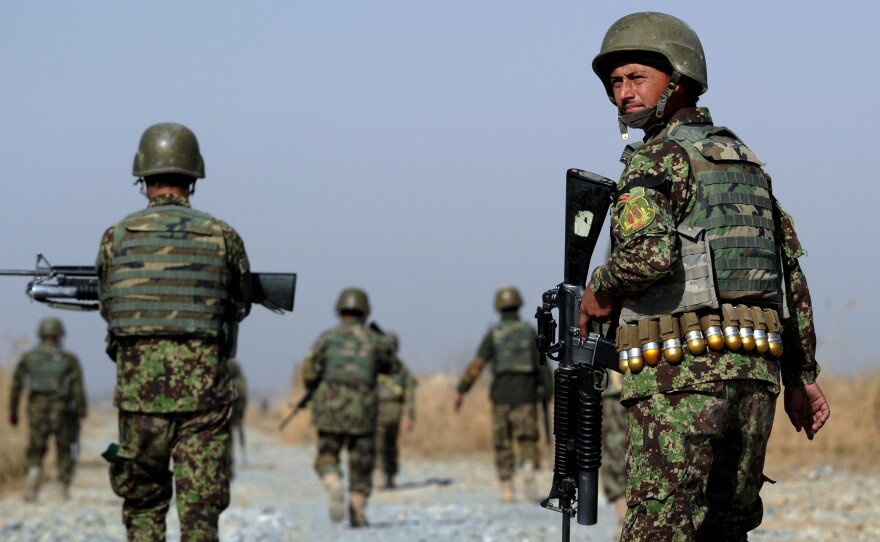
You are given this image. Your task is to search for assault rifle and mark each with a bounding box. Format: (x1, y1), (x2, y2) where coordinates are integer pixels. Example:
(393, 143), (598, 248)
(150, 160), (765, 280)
(534, 169), (619, 541)
(278, 388), (315, 431)
(0, 254), (297, 313)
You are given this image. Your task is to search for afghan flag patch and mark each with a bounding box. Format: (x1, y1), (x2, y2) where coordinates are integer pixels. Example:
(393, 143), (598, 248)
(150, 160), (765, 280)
(619, 187), (656, 237)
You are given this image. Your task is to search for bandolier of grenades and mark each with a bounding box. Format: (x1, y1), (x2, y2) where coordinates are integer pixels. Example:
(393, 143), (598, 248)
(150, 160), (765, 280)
(617, 304), (784, 373)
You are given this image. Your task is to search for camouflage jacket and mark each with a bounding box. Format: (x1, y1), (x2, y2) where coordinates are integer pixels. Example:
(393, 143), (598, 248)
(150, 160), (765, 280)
(302, 321), (397, 435)
(97, 194), (252, 413)
(590, 107), (820, 400)
(377, 360), (417, 421)
(457, 313), (553, 405)
(10, 343), (87, 418)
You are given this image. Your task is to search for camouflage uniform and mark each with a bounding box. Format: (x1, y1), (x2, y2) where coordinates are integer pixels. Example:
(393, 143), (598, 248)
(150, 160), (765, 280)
(589, 106), (820, 541)
(302, 320), (396, 511)
(375, 359), (417, 487)
(227, 359), (247, 479)
(9, 340), (87, 493)
(457, 312), (553, 485)
(97, 191), (252, 542)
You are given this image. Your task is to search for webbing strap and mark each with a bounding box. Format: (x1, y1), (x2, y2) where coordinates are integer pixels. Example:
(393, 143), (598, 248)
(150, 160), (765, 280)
(120, 238), (221, 250)
(718, 279), (778, 292)
(710, 237), (775, 251)
(109, 302), (225, 315)
(714, 257), (777, 271)
(112, 254), (226, 267)
(106, 285), (228, 298)
(701, 171), (768, 188)
(696, 214), (774, 231)
(707, 192), (772, 209)
(108, 269), (226, 283)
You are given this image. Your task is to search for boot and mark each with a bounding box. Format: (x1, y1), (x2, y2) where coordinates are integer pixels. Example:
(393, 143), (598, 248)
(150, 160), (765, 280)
(384, 473), (395, 489)
(499, 479), (515, 503)
(58, 483), (71, 501)
(348, 491), (369, 527)
(321, 472), (345, 523)
(522, 461), (538, 502)
(23, 466), (41, 503)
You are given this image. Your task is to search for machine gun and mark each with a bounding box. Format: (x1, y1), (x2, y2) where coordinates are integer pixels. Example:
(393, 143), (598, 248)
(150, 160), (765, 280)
(534, 169), (619, 541)
(0, 253), (297, 313)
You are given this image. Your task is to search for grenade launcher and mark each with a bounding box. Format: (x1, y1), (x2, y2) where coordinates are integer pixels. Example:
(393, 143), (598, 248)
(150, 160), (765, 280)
(535, 169), (619, 542)
(0, 253), (296, 313)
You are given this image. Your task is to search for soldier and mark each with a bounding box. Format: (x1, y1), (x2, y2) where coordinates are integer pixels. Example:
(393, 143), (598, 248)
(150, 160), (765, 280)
(373, 332), (417, 490)
(97, 122), (252, 541)
(228, 358), (248, 479)
(302, 287), (396, 527)
(454, 286), (552, 503)
(582, 13), (830, 540)
(8, 317), (87, 502)
(601, 371), (628, 540)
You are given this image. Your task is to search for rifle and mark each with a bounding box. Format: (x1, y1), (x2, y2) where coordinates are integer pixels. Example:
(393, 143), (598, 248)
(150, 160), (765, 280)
(534, 169), (619, 541)
(278, 388), (316, 431)
(0, 254), (297, 313)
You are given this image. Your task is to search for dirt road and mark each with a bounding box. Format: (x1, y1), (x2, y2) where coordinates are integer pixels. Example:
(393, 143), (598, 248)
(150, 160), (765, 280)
(0, 409), (877, 541)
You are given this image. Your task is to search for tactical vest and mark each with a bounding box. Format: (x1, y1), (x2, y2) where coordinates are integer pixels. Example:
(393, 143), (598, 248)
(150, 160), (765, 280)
(104, 205), (231, 337)
(377, 369), (407, 401)
(491, 320), (536, 375)
(322, 325), (378, 385)
(620, 125), (782, 323)
(24, 345), (68, 395)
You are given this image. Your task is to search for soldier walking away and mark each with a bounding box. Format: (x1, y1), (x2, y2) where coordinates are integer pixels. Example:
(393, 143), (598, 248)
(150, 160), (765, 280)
(582, 12), (830, 540)
(301, 287), (396, 527)
(373, 332), (417, 490)
(97, 122), (252, 541)
(228, 358), (248, 479)
(454, 286), (552, 503)
(8, 317), (87, 502)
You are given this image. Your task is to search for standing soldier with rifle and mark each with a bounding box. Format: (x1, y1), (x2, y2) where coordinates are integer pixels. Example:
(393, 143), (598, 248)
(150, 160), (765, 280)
(97, 122), (253, 541)
(8, 317), (87, 502)
(301, 287), (396, 527)
(454, 286), (552, 503)
(373, 332), (417, 490)
(581, 12), (830, 540)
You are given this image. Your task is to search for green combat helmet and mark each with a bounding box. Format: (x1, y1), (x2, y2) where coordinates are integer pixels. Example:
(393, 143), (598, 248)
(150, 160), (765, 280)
(592, 12), (707, 138)
(38, 317), (65, 339)
(132, 122), (205, 179)
(494, 286), (523, 312)
(335, 287), (371, 318)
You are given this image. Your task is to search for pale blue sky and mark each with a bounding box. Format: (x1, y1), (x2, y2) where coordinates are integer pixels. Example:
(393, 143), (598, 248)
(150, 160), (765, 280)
(1, 1), (876, 399)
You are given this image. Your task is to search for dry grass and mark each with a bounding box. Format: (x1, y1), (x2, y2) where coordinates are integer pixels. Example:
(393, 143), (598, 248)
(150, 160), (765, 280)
(273, 369), (880, 471)
(0, 370), (29, 492)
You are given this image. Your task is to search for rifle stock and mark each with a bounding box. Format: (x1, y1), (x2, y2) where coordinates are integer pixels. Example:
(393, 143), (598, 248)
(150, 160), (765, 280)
(535, 169), (618, 541)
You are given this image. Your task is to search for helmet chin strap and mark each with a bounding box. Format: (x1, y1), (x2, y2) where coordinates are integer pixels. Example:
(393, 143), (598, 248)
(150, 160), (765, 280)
(617, 72), (681, 140)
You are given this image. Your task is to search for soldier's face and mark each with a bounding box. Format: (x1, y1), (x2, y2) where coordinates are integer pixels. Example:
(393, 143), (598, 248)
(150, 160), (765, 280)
(609, 62), (672, 115)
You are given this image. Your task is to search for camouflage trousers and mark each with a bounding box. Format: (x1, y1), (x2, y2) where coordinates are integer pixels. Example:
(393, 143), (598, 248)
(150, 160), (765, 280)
(26, 394), (76, 485)
(622, 380), (778, 542)
(601, 393), (627, 503)
(375, 400), (404, 477)
(315, 431), (375, 496)
(492, 402), (539, 481)
(109, 404), (232, 542)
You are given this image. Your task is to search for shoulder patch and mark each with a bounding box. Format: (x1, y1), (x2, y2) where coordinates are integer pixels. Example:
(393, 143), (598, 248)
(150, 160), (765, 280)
(619, 188), (656, 237)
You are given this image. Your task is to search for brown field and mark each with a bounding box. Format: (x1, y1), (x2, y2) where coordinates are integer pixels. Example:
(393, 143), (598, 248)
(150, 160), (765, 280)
(273, 368), (880, 472)
(2, 366), (878, 495)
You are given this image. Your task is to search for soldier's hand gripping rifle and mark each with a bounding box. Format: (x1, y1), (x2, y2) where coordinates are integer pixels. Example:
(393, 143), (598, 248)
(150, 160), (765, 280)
(0, 253), (297, 313)
(535, 169), (619, 542)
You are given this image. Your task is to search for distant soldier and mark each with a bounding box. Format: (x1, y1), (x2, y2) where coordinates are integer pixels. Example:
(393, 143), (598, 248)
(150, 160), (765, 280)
(373, 332), (417, 489)
(302, 287), (397, 527)
(454, 286), (552, 503)
(228, 358), (248, 478)
(8, 317), (87, 502)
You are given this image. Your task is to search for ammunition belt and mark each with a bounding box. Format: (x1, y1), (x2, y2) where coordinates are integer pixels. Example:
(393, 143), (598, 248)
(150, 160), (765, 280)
(616, 303), (783, 374)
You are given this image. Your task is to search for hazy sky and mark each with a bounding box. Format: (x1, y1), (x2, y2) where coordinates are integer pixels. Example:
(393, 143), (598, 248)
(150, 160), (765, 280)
(2, 1), (877, 400)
